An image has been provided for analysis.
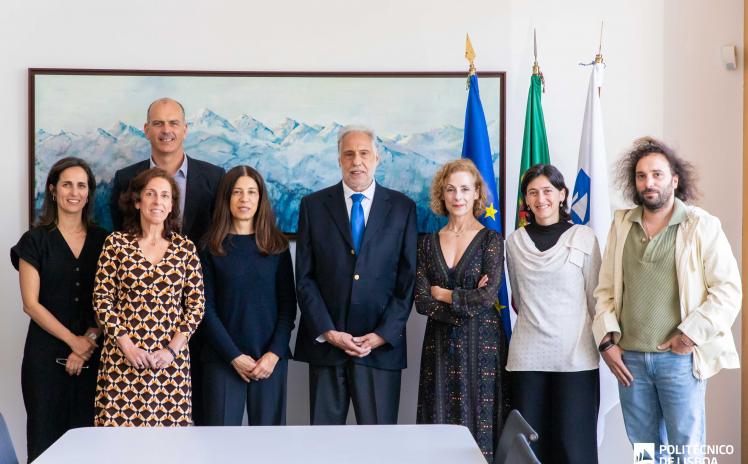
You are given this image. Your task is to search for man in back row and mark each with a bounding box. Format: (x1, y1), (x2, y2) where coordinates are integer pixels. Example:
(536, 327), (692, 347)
(110, 97), (224, 425)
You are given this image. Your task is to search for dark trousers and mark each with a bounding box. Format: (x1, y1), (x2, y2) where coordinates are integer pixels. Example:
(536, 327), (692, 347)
(202, 359), (288, 426)
(512, 369), (600, 464)
(22, 355), (97, 462)
(309, 363), (401, 425)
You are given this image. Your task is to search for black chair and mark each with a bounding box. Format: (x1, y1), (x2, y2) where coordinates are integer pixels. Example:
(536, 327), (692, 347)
(504, 433), (541, 464)
(0, 413), (18, 464)
(494, 409), (538, 464)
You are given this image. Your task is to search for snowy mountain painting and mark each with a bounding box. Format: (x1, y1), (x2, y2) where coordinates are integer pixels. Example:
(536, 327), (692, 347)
(31, 72), (503, 234)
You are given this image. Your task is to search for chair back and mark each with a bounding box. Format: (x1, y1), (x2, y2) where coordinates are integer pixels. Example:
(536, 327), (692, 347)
(504, 433), (541, 464)
(0, 413), (18, 464)
(494, 409), (538, 464)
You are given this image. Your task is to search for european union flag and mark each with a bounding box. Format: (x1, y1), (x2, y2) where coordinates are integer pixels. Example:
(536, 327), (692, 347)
(461, 74), (512, 340)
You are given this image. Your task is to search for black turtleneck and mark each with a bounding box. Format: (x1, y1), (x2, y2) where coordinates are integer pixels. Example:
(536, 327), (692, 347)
(525, 221), (573, 252)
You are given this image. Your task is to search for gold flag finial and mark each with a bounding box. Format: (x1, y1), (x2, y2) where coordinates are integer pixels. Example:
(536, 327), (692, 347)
(465, 34), (476, 76)
(595, 21), (604, 63)
(532, 28), (546, 92)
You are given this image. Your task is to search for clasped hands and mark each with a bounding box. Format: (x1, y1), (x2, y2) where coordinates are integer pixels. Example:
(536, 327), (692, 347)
(231, 352), (280, 383)
(324, 330), (385, 358)
(116, 335), (176, 371)
(64, 328), (100, 376)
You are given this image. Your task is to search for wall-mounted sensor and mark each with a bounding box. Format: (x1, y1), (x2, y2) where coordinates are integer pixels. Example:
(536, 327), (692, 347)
(721, 45), (737, 70)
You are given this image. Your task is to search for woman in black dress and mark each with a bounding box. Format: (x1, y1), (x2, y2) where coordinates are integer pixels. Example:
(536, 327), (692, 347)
(415, 159), (510, 463)
(200, 165), (297, 425)
(11, 157), (108, 461)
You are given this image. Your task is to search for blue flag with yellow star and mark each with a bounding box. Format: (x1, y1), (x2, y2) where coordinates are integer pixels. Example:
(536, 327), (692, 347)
(461, 74), (512, 340)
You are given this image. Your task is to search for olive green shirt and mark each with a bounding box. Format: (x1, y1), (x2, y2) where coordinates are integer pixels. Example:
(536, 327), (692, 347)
(618, 198), (688, 352)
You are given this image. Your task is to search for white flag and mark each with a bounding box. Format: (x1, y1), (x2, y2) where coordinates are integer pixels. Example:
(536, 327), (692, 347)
(570, 62), (618, 447)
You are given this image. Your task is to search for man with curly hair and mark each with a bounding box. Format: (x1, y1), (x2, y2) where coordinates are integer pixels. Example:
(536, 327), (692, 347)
(593, 137), (741, 462)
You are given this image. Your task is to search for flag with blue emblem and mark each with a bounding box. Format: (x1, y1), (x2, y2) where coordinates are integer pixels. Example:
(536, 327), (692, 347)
(571, 61), (610, 234)
(460, 45), (512, 340)
(571, 58), (617, 447)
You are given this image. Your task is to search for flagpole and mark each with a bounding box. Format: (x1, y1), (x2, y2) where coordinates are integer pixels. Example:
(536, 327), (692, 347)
(595, 21), (604, 96)
(459, 36), (513, 340)
(532, 28), (541, 75)
(532, 28), (545, 92)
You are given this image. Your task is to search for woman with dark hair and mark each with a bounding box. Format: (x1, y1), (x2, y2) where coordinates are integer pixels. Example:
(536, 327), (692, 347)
(11, 157), (107, 460)
(415, 159), (509, 463)
(200, 165), (296, 425)
(505, 163), (601, 463)
(93, 167), (205, 427)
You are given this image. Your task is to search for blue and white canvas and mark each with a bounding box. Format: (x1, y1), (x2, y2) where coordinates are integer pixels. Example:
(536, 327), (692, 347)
(32, 72), (503, 233)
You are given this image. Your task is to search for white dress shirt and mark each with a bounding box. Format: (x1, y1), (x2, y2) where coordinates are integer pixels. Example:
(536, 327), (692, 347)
(342, 180), (376, 224)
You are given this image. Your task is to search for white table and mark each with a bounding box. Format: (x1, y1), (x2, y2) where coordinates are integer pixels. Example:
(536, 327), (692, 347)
(35, 424), (487, 464)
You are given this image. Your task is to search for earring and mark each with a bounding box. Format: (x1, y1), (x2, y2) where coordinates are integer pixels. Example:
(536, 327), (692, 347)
(52, 193), (57, 202)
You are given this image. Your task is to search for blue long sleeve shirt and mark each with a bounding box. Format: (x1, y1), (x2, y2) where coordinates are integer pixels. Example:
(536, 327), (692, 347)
(199, 235), (297, 363)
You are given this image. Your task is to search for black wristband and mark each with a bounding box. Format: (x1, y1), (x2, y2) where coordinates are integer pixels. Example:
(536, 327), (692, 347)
(166, 346), (178, 360)
(598, 340), (616, 352)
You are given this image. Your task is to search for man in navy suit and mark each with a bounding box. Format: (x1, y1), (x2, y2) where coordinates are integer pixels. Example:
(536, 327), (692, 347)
(110, 97), (224, 426)
(294, 125), (417, 425)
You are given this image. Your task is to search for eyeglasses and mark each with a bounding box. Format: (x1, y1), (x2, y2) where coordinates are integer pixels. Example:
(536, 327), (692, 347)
(55, 358), (89, 368)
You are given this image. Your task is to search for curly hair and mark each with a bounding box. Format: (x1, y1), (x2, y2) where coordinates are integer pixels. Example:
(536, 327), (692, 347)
(429, 159), (487, 217)
(119, 168), (181, 238)
(520, 164), (571, 224)
(616, 136), (699, 205)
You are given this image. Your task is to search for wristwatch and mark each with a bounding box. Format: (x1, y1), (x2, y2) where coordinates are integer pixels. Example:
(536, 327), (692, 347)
(598, 339), (615, 352)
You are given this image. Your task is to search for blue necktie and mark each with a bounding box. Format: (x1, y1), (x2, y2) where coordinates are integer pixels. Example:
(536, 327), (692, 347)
(350, 193), (365, 255)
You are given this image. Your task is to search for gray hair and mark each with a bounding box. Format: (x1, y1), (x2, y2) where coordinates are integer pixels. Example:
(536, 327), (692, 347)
(146, 98), (186, 123)
(337, 125), (378, 155)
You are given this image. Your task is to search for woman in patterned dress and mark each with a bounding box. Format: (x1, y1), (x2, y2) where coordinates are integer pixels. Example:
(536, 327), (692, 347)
(93, 168), (205, 426)
(415, 159), (510, 463)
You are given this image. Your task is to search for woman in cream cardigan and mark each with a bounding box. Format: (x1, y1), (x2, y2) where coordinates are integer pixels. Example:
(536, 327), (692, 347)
(506, 164), (601, 464)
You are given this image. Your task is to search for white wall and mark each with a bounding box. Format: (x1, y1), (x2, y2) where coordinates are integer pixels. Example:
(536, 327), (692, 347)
(0, 1), (741, 463)
(662, 1), (744, 461)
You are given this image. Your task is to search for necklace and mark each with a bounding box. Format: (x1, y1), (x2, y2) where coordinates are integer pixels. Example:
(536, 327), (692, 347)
(446, 226), (469, 237)
(641, 218), (652, 242)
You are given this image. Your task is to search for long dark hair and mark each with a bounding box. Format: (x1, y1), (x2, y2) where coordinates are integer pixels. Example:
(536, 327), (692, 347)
(520, 163), (572, 224)
(616, 136), (699, 205)
(120, 168), (181, 239)
(37, 157), (97, 228)
(205, 166), (288, 256)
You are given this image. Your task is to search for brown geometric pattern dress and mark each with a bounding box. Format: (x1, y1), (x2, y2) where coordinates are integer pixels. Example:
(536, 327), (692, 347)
(93, 231), (205, 427)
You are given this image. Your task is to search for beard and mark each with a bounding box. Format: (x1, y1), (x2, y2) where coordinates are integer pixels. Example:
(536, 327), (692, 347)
(637, 184), (674, 211)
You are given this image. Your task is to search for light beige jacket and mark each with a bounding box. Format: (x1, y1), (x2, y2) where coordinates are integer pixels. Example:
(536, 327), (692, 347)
(592, 205), (741, 379)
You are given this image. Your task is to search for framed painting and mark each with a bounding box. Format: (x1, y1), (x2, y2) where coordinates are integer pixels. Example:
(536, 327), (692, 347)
(29, 69), (506, 234)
